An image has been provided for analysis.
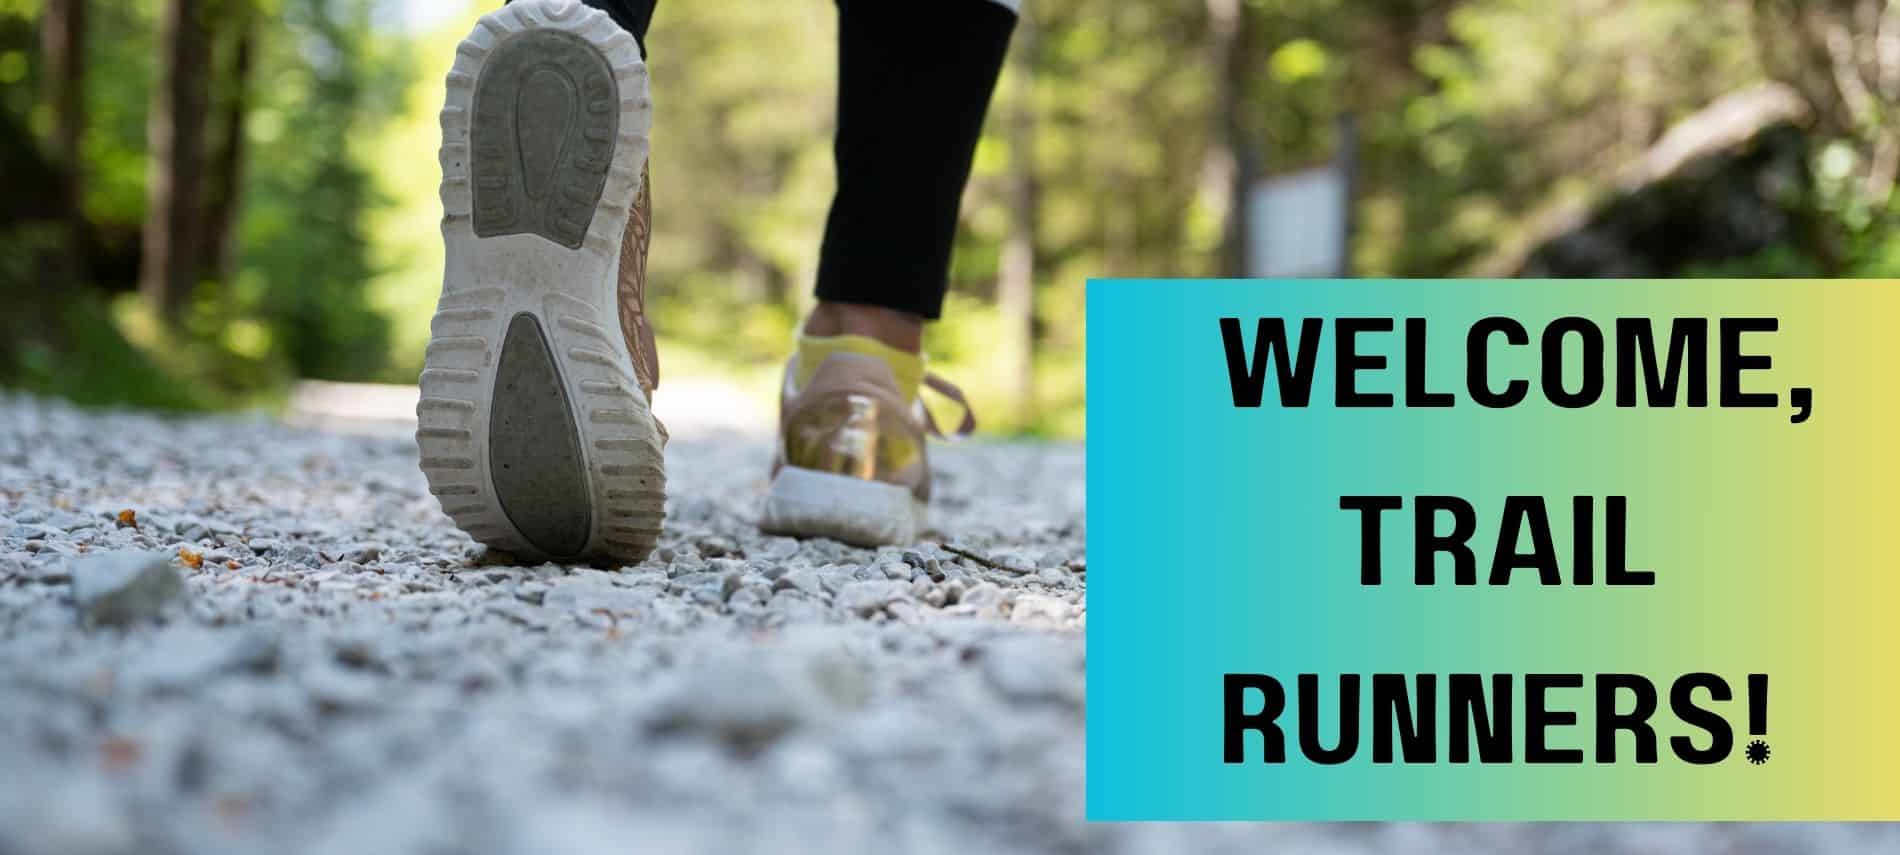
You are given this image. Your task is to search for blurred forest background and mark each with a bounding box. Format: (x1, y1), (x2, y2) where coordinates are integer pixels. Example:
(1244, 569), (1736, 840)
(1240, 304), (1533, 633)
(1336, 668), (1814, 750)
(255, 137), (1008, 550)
(0, 0), (1896, 437)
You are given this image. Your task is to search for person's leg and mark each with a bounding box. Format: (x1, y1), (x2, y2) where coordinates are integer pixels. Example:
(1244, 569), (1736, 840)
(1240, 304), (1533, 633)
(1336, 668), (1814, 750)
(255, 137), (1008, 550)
(764, 0), (1017, 546)
(807, 0), (1019, 353)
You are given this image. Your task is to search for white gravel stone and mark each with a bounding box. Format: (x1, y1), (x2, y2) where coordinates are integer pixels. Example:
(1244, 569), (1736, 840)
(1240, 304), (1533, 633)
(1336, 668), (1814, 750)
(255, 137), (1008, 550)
(124, 625), (280, 691)
(960, 581), (1006, 609)
(835, 579), (911, 617)
(980, 635), (1084, 708)
(771, 568), (826, 599)
(542, 578), (657, 614)
(0, 769), (138, 855)
(68, 551), (185, 627)
(1009, 593), (1073, 625)
(648, 633), (865, 753)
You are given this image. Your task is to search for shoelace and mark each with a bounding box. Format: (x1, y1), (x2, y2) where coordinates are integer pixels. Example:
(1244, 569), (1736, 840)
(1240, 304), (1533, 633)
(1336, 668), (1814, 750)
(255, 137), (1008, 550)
(921, 373), (978, 439)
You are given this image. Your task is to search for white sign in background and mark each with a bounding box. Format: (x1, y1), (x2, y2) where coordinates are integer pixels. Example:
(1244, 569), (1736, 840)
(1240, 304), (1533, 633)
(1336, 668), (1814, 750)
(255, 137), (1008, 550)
(1245, 165), (1349, 279)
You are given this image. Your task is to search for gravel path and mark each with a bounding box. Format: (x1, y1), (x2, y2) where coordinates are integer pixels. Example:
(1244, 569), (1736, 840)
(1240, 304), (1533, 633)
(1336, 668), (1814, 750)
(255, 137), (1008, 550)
(0, 392), (1890, 854)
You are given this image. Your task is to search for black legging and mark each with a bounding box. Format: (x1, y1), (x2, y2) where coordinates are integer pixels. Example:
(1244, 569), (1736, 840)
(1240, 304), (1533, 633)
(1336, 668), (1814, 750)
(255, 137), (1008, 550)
(507, 0), (1015, 320)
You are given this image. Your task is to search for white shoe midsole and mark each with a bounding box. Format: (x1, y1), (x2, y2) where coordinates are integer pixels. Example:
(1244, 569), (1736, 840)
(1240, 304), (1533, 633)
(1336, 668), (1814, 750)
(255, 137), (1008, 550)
(761, 466), (924, 546)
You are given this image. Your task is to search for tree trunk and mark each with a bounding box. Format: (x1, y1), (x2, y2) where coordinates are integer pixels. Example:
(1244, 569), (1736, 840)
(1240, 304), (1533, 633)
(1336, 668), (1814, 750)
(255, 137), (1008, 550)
(997, 9), (1039, 426)
(1204, 0), (1252, 278)
(199, 2), (255, 290)
(141, 0), (213, 320)
(40, 0), (87, 278)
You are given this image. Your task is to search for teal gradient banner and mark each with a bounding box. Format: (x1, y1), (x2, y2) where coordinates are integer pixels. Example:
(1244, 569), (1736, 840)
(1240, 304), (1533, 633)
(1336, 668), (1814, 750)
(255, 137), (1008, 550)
(1086, 278), (1900, 821)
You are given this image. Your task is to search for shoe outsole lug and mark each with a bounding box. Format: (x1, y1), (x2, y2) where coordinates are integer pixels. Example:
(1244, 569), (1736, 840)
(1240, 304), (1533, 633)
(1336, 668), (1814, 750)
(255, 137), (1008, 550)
(489, 313), (594, 557)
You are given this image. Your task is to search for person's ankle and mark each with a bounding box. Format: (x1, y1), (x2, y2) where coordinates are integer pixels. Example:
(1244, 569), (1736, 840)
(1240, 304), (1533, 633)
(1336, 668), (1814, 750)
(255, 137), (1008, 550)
(801, 302), (925, 355)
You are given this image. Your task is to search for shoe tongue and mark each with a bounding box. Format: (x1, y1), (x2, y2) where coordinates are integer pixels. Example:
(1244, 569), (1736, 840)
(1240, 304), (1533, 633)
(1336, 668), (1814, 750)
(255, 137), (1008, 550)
(795, 334), (924, 403)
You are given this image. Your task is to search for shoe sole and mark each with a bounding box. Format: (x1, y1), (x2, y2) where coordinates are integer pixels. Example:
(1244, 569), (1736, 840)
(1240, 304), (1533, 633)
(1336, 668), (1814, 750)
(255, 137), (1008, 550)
(418, 0), (664, 565)
(760, 466), (924, 547)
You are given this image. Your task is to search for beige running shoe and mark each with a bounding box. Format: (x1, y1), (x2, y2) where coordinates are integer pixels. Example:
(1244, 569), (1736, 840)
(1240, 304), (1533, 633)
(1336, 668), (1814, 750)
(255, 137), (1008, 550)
(761, 350), (974, 546)
(418, 0), (665, 565)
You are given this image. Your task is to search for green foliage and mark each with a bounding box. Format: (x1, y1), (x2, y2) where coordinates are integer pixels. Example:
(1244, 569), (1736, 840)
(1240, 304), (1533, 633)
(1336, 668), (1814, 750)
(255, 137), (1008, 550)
(7, 295), (218, 411)
(78, 0), (156, 226)
(233, 0), (409, 381)
(6, 0), (1894, 438)
(0, 224), (227, 411)
(1685, 142), (1900, 279)
(0, 0), (411, 405)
